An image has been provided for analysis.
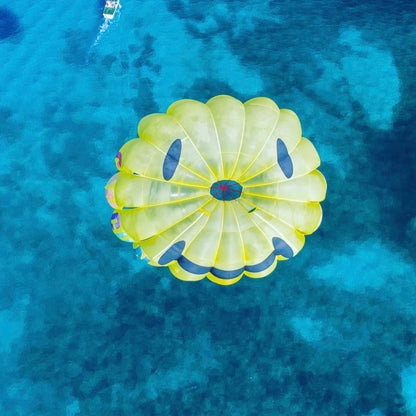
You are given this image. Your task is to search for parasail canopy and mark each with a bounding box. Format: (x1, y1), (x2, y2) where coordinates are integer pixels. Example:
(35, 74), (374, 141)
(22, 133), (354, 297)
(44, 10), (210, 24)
(105, 95), (327, 285)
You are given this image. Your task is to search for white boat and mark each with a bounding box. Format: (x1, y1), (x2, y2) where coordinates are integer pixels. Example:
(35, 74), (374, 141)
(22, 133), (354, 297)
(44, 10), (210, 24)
(103, 0), (120, 19)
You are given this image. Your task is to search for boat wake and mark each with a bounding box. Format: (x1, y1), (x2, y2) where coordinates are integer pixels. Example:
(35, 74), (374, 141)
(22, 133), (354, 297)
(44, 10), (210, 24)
(86, 3), (122, 63)
(92, 19), (111, 48)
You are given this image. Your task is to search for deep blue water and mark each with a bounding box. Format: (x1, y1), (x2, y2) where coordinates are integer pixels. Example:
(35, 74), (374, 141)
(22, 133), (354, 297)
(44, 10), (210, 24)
(0, 0), (415, 415)
(0, 7), (21, 40)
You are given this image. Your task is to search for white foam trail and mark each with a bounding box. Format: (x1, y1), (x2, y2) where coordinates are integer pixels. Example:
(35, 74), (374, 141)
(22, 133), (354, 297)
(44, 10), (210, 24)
(86, 3), (122, 63)
(86, 19), (111, 64)
(93, 19), (111, 48)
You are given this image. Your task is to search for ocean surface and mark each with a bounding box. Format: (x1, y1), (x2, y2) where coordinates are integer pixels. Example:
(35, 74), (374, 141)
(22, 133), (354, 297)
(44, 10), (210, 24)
(1, 0), (415, 415)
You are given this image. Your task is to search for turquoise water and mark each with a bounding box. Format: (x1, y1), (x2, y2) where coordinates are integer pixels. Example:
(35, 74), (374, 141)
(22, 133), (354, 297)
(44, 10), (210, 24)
(1, 0), (416, 415)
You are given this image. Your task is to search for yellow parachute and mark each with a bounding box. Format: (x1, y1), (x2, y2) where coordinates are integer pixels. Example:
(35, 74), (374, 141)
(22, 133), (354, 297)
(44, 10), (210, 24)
(105, 95), (327, 285)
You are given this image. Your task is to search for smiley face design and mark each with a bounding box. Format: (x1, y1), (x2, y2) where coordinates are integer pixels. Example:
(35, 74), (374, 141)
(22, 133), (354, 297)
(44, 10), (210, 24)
(105, 95), (327, 285)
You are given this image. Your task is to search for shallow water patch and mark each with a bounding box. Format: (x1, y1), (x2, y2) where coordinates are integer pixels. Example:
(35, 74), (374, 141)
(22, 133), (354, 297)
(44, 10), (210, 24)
(339, 27), (401, 130)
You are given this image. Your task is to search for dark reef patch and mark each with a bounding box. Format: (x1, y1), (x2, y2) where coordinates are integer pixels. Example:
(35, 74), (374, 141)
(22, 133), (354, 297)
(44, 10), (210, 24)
(124, 76), (158, 117)
(63, 29), (91, 66)
(0, 105), (22, 144)
(184, 77), (241, 103)
(0, 7), (21, 40)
